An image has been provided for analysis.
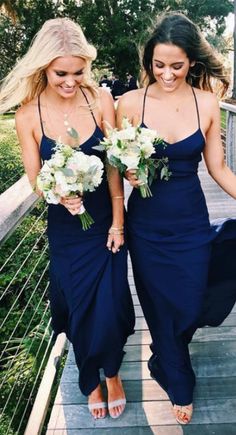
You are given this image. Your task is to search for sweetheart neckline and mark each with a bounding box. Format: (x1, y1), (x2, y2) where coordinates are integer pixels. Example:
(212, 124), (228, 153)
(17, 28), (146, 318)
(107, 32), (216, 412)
(141, 123), (205, 146)
(40, 125), (104, 149)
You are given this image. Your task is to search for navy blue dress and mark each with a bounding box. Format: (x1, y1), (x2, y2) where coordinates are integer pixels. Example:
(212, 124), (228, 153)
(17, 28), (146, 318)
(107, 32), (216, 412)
(127, 87), (236, 406)
(38, 89), (135, 396)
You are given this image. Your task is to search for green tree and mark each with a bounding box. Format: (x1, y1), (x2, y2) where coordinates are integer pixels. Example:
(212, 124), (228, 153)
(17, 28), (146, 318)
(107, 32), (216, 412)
(75, 0), (233, 79)
(0, 0), (80, 79)
(0, 0), (234, 81)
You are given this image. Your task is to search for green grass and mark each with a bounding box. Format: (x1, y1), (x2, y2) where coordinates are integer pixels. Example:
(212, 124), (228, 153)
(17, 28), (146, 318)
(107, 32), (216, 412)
(0, 114), (24, 194)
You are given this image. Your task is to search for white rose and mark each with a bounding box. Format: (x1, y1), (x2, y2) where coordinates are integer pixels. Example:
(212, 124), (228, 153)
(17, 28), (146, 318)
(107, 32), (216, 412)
(89, 155), (104, 170)
(45, 190), (60, 204)
(139, 141), (155, 158)
(92, 172), (103, 187)
(107, 145), (122, 160)
(74, 153), (90, 172)
(117, 127), (136, 141)
(140, 128), (157, 142)
(51, 152), (65, 168)
(120, 154), (140, 169)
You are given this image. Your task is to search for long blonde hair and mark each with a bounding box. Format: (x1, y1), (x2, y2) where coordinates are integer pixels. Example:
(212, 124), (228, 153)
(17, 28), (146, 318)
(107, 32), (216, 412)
(0, 18), (97, 113)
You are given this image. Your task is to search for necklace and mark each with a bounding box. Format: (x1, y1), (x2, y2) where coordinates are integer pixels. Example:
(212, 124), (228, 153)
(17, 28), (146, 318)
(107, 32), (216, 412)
(44, 98), (79, 145)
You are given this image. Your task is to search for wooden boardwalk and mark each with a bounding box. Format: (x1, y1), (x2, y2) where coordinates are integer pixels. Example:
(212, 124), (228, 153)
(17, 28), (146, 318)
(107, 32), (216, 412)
(46, 163), (236, 434)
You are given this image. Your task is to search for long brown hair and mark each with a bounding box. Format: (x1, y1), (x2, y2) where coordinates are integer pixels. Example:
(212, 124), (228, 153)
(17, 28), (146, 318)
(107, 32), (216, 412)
(142, 12), (229, 97)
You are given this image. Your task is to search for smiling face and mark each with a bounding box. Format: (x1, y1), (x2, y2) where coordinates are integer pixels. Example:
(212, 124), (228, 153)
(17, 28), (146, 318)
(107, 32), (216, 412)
(152, 43), (194, 92)
(45, 55), (86, 98)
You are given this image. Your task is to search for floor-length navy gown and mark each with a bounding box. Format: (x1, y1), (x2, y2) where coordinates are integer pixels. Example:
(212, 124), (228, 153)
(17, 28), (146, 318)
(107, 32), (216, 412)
(127, 86), (236, 406)
(38, 88), (135, 396)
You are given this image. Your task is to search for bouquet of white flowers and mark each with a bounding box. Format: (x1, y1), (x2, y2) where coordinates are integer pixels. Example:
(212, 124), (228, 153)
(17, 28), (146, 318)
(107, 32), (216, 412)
(94, 118), (171, 198)
(37, 139), (104, 230)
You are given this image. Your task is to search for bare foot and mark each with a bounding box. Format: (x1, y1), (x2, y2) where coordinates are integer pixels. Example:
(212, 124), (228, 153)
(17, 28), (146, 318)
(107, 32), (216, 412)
(106, 374), (126, 419)
(88, 384), (107, 419)
(173, 403), (193, 424)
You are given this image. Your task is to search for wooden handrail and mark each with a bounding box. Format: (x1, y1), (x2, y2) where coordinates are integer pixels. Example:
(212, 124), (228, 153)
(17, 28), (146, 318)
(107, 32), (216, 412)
(0, 174), (38, 245)
(24, 333), (68, 435)
(220, 101), (236, 114)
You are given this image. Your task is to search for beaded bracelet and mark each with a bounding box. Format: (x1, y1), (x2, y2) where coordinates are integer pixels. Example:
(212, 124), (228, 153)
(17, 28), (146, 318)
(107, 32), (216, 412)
(112, 196), (125, 199)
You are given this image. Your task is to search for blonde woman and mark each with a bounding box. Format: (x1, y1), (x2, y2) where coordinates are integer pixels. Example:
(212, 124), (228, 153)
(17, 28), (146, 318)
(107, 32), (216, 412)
(0, 18), (135, 419)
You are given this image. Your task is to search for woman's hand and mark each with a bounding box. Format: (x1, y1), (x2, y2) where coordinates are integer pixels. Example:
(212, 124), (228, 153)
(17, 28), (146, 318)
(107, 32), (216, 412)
(107, 227), (125, 254)
(60, 195), (83, 215)
(125, 169), (141, 187)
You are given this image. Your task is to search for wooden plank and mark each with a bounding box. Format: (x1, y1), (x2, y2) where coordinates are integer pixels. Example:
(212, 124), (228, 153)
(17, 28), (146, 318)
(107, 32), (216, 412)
(61, 356), (236, 383)
(67, 341), (236, 365)
(134, 305), (144, 317)
(55, 377), (236, 406)
(46, 425), (236, 435)
(47, 399), (236, 429)
(125, 327), (236, 346)
(134, 313), (236, 330)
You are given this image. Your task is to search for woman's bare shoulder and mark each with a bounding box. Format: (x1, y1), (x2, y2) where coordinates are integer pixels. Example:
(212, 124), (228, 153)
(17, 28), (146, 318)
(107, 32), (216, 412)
(118, 88), (144, 109)
(15, 98), (38, 125)
(194, 87), (218, 108)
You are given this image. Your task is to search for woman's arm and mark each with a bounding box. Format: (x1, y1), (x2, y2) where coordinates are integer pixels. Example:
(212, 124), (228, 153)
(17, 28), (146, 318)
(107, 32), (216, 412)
(15, 106), (42, 195)
(116, 91), (143, 187)
(15, 105), (82, 213)
(203, 94), (236, 199)
(99, 88), (125, 253)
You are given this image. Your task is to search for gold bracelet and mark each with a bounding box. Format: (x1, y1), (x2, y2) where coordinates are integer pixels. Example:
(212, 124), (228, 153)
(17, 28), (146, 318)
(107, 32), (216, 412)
(110, 226), (124, 230)
(108, 231), (124, 235)
(112, 196), (125, 199)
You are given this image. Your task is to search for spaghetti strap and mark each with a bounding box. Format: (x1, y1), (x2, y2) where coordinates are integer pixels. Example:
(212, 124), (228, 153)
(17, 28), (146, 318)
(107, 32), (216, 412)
(141, 87), (149, 124)
(38, 95), (45, 135)
(191, 87), (200, 129)
(80, 87), (98, 127)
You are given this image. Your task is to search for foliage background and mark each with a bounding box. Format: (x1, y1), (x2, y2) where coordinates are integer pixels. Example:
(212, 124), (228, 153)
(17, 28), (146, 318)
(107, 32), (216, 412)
(0, 115), (50, 434)
(0, 0), (234, 81)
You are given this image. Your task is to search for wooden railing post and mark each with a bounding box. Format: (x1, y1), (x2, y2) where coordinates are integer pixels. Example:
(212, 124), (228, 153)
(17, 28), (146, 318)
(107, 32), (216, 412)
(220, 102), (236, 174)
(226, 111), (236, 174)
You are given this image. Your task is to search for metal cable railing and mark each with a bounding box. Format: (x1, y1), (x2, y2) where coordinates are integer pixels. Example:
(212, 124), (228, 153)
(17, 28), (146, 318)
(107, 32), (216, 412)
(0, 241), (48, 329)
(0, 207), (47, 274)
(0, 201), (52, 435)
(1, 172), (23, 193)
(0, 272), (50, 386)
(1, 307), (51, 434)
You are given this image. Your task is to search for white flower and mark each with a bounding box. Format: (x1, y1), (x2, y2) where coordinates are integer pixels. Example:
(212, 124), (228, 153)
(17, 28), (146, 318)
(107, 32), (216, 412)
(139, 141), (156, 157)
(121, 118), (133, 129)
(120, 154), (140, 169)
(38, 138), (104, 206)
(116, 126), (136, 141)
(139, 128), (157, 142)
(50, 152), (65, 168)
(45, 191), (60, 204)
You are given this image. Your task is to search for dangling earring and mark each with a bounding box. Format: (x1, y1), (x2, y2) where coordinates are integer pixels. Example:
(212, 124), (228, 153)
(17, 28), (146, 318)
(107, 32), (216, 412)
(189, 61), (206, 79)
